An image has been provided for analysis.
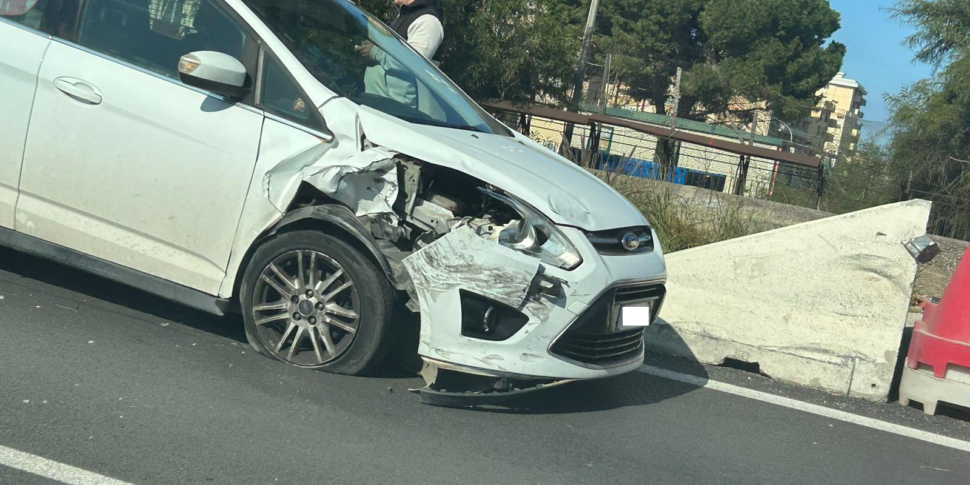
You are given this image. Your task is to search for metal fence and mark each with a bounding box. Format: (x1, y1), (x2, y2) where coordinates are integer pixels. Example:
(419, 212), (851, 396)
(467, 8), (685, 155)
(486, 103), (825, 208)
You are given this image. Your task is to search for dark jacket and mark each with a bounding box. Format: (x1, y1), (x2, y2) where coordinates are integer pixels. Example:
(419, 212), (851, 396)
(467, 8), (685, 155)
(388, 0), (444, 42)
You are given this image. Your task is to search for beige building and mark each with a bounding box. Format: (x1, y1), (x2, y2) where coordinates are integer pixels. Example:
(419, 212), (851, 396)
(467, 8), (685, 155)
(812, 72), (867, 162)
(792, 99), (835, 155)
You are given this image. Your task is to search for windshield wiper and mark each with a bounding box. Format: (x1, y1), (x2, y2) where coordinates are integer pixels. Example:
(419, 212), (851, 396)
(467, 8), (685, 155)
(384, 113), (489, 134)
(443, 123), (487, 133)
(413, 119), (487, 133)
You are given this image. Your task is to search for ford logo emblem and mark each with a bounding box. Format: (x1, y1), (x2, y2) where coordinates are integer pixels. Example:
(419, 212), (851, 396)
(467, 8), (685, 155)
(621, 232), (640, 251)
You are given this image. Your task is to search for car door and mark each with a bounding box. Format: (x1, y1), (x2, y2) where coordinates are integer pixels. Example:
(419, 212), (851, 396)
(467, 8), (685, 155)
(0, 0), (58, 229)
(17, 0), (263, 294)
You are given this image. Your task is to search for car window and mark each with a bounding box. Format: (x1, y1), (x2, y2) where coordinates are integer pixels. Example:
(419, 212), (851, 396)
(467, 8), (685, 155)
(75, 0), (248, 82)
(1, 0), (57, 34)
(243, 0), (510, 136)
(260, 52), (326, 132)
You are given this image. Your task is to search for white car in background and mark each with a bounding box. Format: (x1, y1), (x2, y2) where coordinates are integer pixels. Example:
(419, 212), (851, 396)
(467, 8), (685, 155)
(0, 0), (666, 403)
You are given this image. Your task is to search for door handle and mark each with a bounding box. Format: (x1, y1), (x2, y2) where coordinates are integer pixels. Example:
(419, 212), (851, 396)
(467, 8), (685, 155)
(54, 78), (103, 105)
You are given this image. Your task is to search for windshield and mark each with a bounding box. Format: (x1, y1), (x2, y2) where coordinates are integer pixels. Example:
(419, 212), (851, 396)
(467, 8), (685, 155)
(243, 0), (510, 136)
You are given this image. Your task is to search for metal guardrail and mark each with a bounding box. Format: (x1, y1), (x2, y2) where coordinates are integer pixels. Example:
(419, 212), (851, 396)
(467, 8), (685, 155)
(484, 101), (826, 208)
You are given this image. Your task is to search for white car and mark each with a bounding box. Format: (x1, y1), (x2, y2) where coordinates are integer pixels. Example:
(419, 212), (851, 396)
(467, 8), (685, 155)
(1, 0), (666, 402)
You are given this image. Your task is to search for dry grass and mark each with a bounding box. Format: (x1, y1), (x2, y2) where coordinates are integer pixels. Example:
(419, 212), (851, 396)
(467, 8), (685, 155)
(600, 173), (762, 252)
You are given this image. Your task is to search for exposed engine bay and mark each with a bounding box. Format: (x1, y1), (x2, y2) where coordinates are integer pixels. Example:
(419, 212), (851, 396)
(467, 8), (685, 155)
(365, 157), (568, 303)
(242, 107), (667, 408)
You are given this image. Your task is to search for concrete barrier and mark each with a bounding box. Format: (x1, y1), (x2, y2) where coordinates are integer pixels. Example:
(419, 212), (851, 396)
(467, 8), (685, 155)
(600, 175), (965, 297)
(645, 200), (932, 401)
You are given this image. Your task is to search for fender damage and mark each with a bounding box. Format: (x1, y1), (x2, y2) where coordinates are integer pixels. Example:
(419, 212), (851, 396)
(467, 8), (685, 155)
(228, 101), (664, 406)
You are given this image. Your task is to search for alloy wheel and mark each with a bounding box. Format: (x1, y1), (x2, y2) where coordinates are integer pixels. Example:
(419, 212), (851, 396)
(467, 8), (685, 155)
(251, 250), (361, 366)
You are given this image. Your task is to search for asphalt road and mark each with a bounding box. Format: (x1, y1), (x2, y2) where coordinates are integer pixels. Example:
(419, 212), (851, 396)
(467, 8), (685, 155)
(2, 247), (970, 485)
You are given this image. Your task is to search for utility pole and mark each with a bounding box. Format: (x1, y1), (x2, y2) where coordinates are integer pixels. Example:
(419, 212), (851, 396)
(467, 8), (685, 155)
(563, 0), (600, 146)
(670, 67), (682, 128)
(749, 110), (758, 145)
(598, 53), (612, 113)
(735, 110), (758, 196)
(570, 0), (600, 111)
(612, 70), (621, 107)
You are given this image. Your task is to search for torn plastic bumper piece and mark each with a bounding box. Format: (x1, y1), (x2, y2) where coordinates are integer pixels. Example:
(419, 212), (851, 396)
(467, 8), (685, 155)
(415, 359), (575, 408)
(402, 221), (666, 381)
(417, 378), (575, 408)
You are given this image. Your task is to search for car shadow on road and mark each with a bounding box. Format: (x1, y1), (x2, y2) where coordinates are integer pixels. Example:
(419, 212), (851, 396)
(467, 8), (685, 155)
(0, 247), (248, 344)
(0, 247), (425, 379)
(467, 367), (708, 415)
(433, 318), (711, 415)
(1, 248), (709, 412)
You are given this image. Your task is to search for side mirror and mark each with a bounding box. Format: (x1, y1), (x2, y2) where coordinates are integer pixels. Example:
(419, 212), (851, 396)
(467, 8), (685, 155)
(178, 51), (249, 100)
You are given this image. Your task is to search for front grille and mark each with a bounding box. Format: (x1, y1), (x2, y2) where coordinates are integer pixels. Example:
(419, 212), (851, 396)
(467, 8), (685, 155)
(550, 283), (665, 367)
(615, 285), (661, 304)
(585, 226), (654, 255)
(553, 329), (645, 365)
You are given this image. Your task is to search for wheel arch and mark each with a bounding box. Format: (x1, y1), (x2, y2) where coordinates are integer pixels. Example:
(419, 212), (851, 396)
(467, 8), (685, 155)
(231, 203), (395, 305)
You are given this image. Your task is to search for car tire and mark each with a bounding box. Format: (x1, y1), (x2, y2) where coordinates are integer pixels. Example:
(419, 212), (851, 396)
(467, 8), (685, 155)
(240, 230), (395, 375)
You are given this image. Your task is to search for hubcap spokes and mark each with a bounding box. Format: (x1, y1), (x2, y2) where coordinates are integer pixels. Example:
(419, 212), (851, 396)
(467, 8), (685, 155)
(252, 250), (360, 365)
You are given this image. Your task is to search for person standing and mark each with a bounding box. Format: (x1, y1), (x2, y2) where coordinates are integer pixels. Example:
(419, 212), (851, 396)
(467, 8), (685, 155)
(358, 0), (444, 107)
(386, 0), (444, 62)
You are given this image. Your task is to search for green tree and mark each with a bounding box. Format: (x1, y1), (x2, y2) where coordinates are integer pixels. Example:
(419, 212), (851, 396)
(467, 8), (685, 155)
(698, 0), (845, 118)
(823, 140), (898, 214)
(357, 0), (844, 115)
(762, 138), (898, 213)
(357, 0), (580, 104)
(889, 0), (970, 239)
(611, 0), (845, 118)
(357, 0), (397, 19)
(597, 0), (706, 115)
(442, 0), (580, 103)
(545, 0), (844, 174)
(892, 0), (970, 66)
(593, 0), (846, 120)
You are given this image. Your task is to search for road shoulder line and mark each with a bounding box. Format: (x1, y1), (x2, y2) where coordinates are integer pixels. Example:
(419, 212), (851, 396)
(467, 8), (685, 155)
(0, 445), (133, 485)
(638, 365), (970, 454)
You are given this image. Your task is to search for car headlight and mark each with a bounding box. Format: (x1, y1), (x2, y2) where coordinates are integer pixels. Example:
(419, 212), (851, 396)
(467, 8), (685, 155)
(480, 189), (583, 270)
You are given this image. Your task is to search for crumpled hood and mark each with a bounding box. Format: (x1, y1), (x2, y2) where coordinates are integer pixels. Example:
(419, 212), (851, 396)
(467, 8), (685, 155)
(354, 106), (649, 231)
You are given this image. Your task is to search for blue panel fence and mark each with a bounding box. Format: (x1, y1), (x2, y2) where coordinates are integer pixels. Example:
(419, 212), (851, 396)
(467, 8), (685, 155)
(593, 153), (728, 191)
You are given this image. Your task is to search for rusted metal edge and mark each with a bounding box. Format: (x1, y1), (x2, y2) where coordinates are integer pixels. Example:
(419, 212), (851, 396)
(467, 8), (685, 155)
(483, 100), (592, 125)
(482, 101), (822, 169)
(418, 379), (576, 408)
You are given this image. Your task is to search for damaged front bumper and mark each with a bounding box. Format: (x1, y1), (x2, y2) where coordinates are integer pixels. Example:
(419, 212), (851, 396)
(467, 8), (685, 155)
(234, 105), (666, 406)
(403, 223), (667, 388)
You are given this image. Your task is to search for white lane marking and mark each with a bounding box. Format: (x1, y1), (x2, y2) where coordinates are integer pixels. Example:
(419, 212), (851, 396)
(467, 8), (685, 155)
(638, 365), (970, 454)
(0, 445), (134, 485)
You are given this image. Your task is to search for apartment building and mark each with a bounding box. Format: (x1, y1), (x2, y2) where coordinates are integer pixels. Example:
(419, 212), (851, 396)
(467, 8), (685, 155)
(813, 72), (867, 162)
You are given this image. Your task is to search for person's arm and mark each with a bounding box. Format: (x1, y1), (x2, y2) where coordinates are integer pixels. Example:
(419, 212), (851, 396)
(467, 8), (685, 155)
(406, 15), (444, 60)
(361, 15), (443, 70)
(368, 42), (387, 65)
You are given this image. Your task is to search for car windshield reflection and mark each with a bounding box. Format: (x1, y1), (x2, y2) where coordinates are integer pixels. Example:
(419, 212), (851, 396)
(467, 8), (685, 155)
(244, 0), (510, 136)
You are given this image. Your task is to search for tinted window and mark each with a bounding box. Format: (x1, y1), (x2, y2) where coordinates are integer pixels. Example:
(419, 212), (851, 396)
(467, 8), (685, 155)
(75, 0), (247, 81)
(260, 52), (325, 131)
(243, 0), (510, 136)
(1, 0), (58, 34)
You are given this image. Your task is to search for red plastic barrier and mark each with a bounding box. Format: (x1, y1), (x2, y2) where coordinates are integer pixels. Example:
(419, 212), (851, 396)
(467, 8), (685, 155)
(907, 246), (970, 378)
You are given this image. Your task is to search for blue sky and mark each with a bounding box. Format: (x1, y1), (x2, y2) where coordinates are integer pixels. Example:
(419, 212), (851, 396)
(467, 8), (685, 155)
(827, 0), (934, 122)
